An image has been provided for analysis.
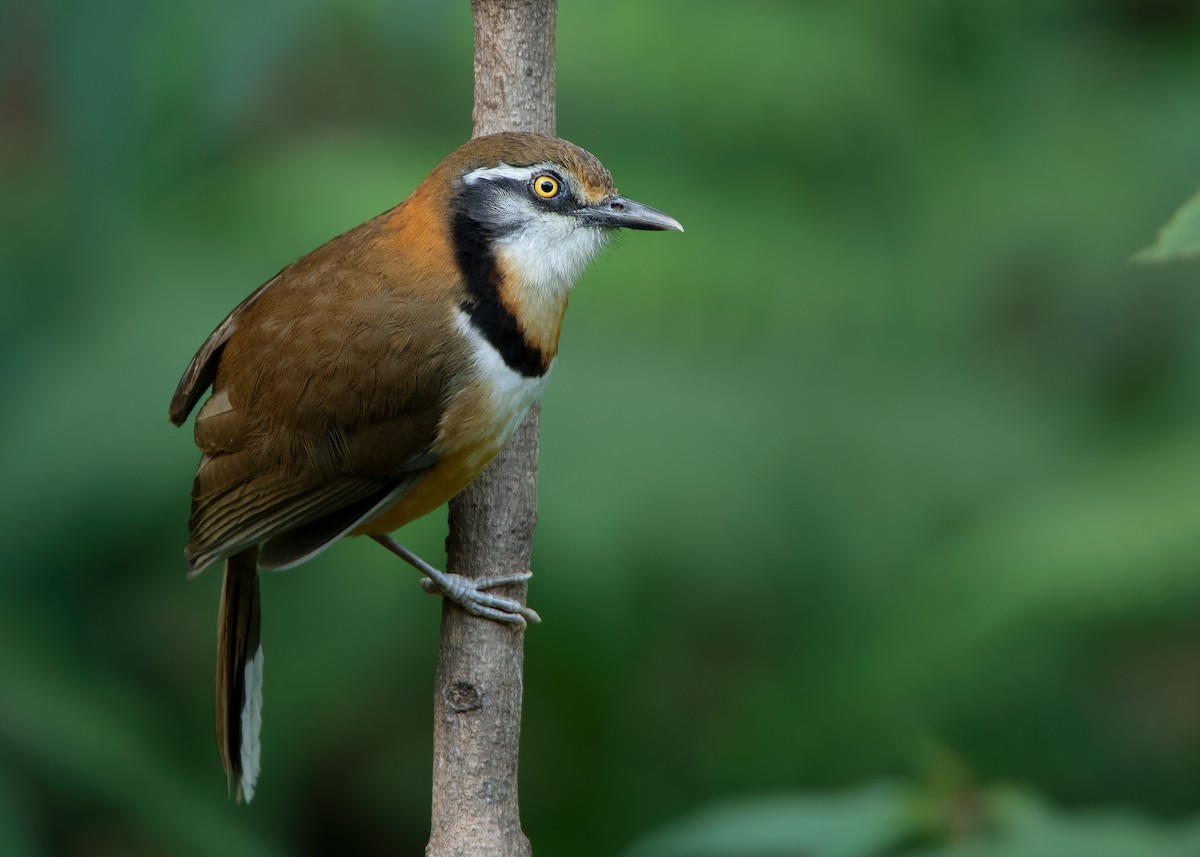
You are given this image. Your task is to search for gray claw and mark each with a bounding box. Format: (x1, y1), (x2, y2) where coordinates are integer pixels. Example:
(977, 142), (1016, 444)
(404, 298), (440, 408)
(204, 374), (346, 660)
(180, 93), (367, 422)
(370, 535), (540, 628)
(421, 571), (541, 627)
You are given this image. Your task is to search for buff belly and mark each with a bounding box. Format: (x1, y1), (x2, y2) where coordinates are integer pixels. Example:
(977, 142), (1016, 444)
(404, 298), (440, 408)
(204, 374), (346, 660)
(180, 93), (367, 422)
(350, 441), (506, 535)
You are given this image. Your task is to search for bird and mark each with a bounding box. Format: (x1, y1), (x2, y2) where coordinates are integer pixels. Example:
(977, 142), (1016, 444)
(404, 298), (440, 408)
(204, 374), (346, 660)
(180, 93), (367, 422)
(168, 131), (682, 802)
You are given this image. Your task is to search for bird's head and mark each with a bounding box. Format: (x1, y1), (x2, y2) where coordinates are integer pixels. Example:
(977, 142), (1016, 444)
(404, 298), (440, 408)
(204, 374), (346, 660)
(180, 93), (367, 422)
(430, 132), (683, 295)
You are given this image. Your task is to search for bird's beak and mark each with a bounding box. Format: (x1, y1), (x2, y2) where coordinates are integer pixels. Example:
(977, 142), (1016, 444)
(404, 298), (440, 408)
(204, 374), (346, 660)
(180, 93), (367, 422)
(581, 196), (684, 232)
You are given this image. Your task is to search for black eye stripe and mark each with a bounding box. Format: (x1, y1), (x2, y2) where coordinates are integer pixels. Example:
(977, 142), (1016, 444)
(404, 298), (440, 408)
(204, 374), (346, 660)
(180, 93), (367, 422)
(457, 169), (573, 217)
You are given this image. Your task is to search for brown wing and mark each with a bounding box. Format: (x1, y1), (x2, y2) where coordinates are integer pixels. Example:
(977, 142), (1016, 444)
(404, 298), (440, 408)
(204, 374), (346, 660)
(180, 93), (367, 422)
(173, 210), (467, 574)
(169, 274), (281, 428)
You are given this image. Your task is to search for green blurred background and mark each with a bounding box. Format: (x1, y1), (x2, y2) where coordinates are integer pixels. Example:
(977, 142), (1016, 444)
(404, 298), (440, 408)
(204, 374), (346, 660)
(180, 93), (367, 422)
(4, 0), (1200, 854)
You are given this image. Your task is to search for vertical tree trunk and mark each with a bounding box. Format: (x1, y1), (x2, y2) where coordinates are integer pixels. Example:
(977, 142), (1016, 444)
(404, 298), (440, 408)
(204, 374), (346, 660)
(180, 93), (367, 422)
(426, 2), (555, 855)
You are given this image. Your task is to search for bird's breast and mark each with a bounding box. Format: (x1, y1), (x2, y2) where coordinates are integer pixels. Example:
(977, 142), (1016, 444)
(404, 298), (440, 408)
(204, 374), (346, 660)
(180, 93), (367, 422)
(436, 308), (554, 463)
(353, 308), (552, 534)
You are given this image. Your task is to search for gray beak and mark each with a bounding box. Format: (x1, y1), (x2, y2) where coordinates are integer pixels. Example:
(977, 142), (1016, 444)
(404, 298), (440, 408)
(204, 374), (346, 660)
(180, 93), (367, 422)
(581, 195), (684, 232)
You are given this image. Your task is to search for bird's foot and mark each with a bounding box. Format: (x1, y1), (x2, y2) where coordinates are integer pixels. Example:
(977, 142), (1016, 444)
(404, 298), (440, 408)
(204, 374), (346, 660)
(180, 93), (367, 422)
(371, 534), (539, 628)
(419, 571), (541, 628)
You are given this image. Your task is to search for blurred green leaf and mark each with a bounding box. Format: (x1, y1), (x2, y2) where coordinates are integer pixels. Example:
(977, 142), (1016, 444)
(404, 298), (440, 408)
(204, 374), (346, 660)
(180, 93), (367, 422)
(625, 785), (1200, 857)
(908, 789), (1200, 857)
(1135, 190), (1200, 263)
(621, 783), (917, 857)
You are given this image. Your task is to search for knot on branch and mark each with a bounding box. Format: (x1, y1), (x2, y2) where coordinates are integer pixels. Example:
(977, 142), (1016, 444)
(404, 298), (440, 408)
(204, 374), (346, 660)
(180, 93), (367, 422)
(446, 679), (484, 714)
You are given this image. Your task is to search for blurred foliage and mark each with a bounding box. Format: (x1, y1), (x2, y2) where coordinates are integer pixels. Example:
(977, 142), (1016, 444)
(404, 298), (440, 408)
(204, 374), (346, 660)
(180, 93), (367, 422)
(3, 0), (1200, 855)
(1138, 190), (1200, 263)
(624, 781), (1200, 857)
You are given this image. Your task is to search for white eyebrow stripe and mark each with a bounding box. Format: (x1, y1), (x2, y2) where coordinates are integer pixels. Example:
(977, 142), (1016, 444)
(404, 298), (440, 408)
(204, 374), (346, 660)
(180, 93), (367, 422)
(462, 162), (546, 185)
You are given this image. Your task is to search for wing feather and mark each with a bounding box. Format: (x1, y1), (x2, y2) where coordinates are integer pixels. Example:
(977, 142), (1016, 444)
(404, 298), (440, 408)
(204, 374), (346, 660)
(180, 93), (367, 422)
(186, 474), (399, 574)
(171, 231), (465, 575)
(258, 475), (424, 570)
(169, 275), (280, 427)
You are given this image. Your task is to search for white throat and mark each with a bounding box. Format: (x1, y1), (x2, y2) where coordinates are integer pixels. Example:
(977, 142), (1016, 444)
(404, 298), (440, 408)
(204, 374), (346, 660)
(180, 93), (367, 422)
(493, 219), (610, 301)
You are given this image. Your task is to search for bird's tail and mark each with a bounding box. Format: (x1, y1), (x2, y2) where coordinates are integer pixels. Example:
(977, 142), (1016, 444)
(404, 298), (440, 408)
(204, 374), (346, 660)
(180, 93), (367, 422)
(215, 547), (263, 802)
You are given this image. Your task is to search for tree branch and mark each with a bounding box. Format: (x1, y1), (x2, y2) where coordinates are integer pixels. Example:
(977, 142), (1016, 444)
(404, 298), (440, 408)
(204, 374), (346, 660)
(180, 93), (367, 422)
(426, 2), (555, 855)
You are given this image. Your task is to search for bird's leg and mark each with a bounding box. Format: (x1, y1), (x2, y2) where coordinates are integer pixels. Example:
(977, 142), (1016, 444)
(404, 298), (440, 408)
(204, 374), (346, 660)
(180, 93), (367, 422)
(370, 534), (541, 628)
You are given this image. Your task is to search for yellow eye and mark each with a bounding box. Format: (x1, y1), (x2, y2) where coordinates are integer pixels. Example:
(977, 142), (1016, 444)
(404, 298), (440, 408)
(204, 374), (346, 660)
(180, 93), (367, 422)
(533, 175), (560, 199)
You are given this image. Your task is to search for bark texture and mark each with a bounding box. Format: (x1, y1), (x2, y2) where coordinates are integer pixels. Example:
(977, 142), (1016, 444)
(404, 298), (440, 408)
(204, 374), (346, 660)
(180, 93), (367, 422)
(426, 2), (556, 855)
